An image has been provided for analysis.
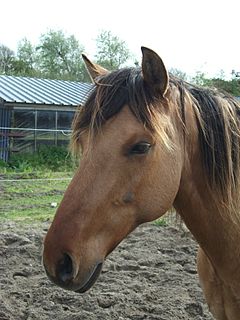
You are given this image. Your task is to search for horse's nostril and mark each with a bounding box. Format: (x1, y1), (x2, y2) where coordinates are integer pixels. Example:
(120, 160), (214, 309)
(56, 253), (74, 283)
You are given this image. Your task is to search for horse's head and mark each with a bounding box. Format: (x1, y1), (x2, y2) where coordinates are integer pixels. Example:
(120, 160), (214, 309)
(43, 47), (184, 293)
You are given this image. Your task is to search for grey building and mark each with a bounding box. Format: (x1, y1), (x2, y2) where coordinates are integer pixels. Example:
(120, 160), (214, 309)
(0, 75), (93, 161)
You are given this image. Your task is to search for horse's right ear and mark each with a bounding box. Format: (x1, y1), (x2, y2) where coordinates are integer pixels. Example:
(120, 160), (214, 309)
(141, 47), (169, 97)
(82, 54), (109, 82)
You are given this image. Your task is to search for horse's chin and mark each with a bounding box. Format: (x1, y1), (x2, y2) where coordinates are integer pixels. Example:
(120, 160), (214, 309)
(75, 261), (103, 293)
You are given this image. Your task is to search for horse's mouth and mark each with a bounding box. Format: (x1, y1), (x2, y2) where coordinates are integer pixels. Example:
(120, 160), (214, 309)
(75, 262), (103, 293)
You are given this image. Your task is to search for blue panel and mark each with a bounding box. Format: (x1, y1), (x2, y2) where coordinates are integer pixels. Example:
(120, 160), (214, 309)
(0, 107), (11, 161)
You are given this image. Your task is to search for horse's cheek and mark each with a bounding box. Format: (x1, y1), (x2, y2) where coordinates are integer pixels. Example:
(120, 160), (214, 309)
(136, 159), (181, 221)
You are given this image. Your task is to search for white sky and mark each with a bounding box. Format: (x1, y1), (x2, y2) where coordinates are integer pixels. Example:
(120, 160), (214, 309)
(1, 0), (239, 78)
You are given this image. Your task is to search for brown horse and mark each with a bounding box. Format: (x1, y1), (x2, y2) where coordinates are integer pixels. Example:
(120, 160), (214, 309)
(43, 47), (240, 320)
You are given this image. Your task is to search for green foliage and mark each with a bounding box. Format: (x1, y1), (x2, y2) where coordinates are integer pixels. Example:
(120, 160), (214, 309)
(191, 71), (209, 86)
(0, 29), (133, 80)
(191, 71), (240, 96)
(36, 30), (88, 81)
(3, 145), (77, 172)
(14, 38), (37, 77)
(170, 68), (188, 81)
(0, 30), (89, 81)
(0, 44), (16, 74)
(209, 78), (240, 96)
(0, 159), (8, 171)
(95, 30), (132, 70)
(154, 218), (168, 227)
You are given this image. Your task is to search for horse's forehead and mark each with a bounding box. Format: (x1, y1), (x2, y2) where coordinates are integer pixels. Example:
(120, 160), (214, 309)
(107, 105), (139, 126)
(102, 106), (149, 139)
(81, 106), (149, 150)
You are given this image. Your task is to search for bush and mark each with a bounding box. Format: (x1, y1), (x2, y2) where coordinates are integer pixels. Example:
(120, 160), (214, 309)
(3, 146), (77, 172)
(0, 159), (8, 172)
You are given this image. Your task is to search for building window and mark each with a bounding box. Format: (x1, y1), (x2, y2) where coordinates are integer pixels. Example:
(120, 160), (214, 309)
(57, 111), (74, 130)
(57, 111), (74, 147)
(12, 109), (35, 153)
(4, 109), (75, 157)
(14, 109), (35, 128)
(36, 111), (56, 147)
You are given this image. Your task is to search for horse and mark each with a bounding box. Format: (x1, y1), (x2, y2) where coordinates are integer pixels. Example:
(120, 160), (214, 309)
(43, 47), (240, 320)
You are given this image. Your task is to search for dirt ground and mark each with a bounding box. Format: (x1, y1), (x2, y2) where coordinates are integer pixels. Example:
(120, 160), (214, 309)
(0, 221), (213, 320)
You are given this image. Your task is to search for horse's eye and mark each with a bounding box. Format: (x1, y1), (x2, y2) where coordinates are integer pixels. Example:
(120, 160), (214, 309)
(129, 142), (152, 155)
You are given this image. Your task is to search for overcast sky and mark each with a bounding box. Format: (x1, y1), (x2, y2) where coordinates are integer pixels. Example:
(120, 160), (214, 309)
(1, 0), (239, 78)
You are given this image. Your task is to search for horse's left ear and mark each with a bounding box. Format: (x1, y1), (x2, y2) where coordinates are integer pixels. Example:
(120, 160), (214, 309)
(141, 47), (169, 97)
(82, 54), (109, 82)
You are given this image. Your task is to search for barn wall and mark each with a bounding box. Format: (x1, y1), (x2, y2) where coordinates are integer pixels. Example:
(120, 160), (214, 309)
(0, 104), (12, 161)
(0, 104), (75, 161)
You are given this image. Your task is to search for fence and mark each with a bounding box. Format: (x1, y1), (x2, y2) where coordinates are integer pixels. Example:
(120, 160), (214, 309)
(0, 175), (180, 228)
(0, 176), (71, 221)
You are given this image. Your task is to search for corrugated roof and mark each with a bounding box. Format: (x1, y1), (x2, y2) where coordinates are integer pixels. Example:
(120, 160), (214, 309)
(0, 75), (94, 106)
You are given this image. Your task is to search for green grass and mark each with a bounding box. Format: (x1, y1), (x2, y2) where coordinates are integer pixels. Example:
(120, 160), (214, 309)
(154, 218), (168, 227)
(0, 144), (172, 226)
(1, 172), (170, 225)
(0, 146), (78, 222)
(0, 171), (72, 222)
(0, 145), (78, 173)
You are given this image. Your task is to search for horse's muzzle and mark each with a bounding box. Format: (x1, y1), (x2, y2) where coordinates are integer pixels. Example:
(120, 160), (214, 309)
(44, 252), (103, 293)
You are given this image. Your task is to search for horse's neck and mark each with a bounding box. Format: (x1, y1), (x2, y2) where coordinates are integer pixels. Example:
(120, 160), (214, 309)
(174, 158), (240, 287)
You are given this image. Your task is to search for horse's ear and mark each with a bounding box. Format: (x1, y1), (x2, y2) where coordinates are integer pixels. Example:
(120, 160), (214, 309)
(82, 54), (109, 82)
(141, 47), (169, 97)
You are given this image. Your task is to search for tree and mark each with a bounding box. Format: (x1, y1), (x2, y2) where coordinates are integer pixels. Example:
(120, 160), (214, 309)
(0, 44), (15, 74)
(209, 78), (240, 96)
(191, 71), (210, 86)
(36, 30), (88, 81)
(95, 30), (131, 70)
(169, 68), (188, 81)
(14, 38), (37, 76)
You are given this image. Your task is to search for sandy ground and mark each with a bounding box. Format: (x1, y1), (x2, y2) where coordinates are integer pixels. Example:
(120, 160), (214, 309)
(0, 221), (213, 320)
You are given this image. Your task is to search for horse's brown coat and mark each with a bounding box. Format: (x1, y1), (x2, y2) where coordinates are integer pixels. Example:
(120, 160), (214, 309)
(43, 47), (240, 319)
